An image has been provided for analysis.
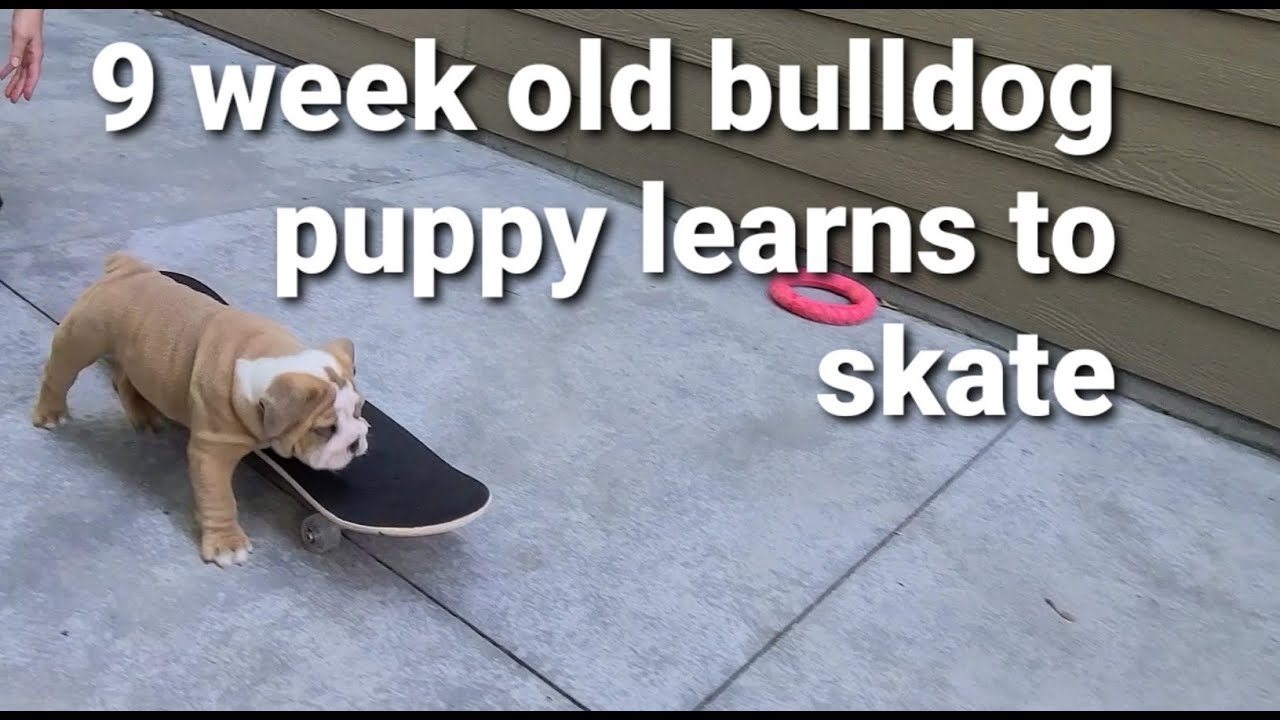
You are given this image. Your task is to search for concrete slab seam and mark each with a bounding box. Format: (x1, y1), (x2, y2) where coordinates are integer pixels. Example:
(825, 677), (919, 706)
(691, 414), (1025, 711)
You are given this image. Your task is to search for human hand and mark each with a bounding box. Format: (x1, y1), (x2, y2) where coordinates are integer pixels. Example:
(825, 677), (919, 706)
(1, 9), (44, 102)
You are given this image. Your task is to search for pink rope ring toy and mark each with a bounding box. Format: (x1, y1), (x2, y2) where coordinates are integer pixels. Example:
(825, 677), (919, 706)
(767, 271), (878, 326)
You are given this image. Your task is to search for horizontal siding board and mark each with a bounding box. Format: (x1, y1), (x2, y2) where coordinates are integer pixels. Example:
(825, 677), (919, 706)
(1219, 9), (1280, 23)
(163, 7), (1280, 428)
(803, 9), (1280, 128)
(323, 9), (469, 56)
(480, 11), (1280, 331)
(517, 8), (1280, 238)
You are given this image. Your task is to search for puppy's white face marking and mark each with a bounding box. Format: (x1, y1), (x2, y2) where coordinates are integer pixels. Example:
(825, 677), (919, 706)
(235, 348), (370, 471)
(302, 380), (370, 471)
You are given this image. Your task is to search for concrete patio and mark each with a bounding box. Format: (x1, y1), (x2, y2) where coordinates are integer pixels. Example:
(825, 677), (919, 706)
(0, 9), (1276, 711)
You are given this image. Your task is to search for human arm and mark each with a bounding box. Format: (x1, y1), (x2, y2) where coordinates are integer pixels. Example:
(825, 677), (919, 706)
(2, 9), (44, 102)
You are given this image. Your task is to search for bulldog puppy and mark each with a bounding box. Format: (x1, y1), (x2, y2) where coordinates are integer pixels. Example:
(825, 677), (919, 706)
(31, 250), (370, 567)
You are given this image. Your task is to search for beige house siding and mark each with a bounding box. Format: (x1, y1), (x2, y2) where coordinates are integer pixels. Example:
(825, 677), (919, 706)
(164, 9), (1280, 432)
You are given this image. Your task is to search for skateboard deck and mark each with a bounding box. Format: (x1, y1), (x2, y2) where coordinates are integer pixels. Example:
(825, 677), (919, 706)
(158, 270), (491, 553)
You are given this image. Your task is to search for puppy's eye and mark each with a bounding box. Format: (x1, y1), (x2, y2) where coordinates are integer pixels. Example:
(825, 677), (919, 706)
(314, 424), (336, 439)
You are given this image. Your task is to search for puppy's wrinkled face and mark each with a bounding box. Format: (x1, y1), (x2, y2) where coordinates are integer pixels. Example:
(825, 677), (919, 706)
(259, 367), (370, 471)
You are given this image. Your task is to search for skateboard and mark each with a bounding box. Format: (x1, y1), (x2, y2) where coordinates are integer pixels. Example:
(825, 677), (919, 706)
(158, 270), (491, 554)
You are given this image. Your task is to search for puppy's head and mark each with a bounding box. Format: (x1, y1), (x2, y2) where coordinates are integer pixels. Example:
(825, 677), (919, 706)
(257, 339), (369, 471)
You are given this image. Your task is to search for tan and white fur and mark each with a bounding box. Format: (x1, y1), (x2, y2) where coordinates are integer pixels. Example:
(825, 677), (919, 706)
(31, 251), (370, 567)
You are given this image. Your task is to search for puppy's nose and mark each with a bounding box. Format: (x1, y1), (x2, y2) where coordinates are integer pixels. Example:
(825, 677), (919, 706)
(348, 439), (360, 455)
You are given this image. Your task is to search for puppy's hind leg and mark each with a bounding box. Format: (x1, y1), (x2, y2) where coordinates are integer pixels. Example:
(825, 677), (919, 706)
(32, 311), (108, 429)
(111, 369), (167, 433)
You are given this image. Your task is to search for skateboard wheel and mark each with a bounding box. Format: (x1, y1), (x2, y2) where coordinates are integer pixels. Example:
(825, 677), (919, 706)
(300, 513), (342, 553)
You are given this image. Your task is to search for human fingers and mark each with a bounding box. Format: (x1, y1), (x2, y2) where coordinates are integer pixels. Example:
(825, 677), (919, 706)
(2, 35), (27, 97)
(6, 35), (28, 76)
(21, 59), (39, 100)
(5, 65), (26, 102)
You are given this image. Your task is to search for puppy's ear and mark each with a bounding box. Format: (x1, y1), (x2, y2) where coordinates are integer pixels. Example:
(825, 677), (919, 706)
(259, 372), (331, 440)
(322, 337), (356, 376)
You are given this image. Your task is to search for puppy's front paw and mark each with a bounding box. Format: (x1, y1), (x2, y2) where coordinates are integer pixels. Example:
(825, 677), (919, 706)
(200, 526), (254, 568)
(31, 400), (68, 429)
